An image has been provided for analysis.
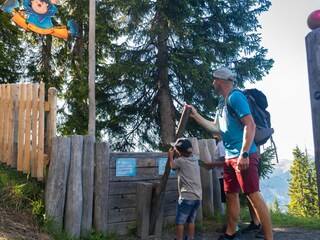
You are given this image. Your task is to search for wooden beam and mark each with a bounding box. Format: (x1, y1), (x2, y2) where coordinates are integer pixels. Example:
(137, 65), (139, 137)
(306, 28), (320, 211)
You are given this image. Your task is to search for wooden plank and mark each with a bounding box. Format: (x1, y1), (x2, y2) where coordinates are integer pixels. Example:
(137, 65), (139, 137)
(6, 85), (14, 167)
(81, 135), (95, 237)
(23, 84), (32, 173)
(3, 85), (10, 164)
(109, 153), (166, 168)
(109, 182), (138, 195)
(36, 82), (45, 180)
(94, 142), (110, 233)
(136, 182), (153, 238)
(198, 139), (214, 215)
(45, 136), (71, 232)
(163, 203), (176, 217)
(108, 194), (136, 209)
(109, 168), (159, 182)
(163, 191), (178, 205)
(31, 84), (39, 177)
(107, 221), (137, 236)
(11, 84), (20, 168)
(306, 29), (320, 211)
(0, 85), (4, 162)
(206, 138), (224, 215)
(64, 135), (84, 238)
(108, 207), (136, 223)
(46, 87), (57, 166)
(17, 84), (26, 171)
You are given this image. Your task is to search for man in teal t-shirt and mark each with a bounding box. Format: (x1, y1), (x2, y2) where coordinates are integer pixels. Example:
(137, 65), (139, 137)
(188, 66), (273, 240)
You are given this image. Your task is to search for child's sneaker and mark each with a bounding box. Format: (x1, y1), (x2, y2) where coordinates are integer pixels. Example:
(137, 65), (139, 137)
(240, 221), (261, 234)
(218, 234), (238, 240)
(255, 228), (265, 238)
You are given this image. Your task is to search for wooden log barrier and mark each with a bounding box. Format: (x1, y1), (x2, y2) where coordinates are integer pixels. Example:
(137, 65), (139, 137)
(94, 141), (110, 233)
(45, 137), (71, 231)
(81, 136), (95, 237)
(198, 139), (214, 216)
(64, 135), (84, 238)
(306, 28), (320, 211)
(137, 182), (153, 239)
(206, 138), (224, 215)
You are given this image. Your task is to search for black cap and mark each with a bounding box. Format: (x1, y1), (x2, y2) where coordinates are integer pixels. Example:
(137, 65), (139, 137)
(170, 138), (193, 153)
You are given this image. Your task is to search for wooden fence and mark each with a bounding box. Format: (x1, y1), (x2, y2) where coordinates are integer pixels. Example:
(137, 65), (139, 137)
(0, 83), (57, 181)
(45, 136), (223, 239)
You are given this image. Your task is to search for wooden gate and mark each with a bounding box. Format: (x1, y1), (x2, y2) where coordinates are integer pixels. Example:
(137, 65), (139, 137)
(0, 83), (57, 181)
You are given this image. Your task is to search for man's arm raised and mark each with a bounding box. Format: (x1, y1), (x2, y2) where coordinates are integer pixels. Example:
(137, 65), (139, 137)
(186, 105), (220, 133)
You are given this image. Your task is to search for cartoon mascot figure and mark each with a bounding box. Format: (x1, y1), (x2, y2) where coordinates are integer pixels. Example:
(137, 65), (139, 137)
(1, 0), (78, 39)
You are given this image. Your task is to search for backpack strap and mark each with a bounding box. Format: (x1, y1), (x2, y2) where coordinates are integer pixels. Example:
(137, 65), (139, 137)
(226, 89), (244, 126)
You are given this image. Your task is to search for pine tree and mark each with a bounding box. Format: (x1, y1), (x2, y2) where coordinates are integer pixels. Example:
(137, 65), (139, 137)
(273, 197), (280, 213)
(0, 11), (25, 83)
(96, 0), (274, 151)
(288, 146), (319, 217)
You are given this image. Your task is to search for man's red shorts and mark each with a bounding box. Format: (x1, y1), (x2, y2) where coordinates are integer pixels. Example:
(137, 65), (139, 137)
(223, 152), (259, 194)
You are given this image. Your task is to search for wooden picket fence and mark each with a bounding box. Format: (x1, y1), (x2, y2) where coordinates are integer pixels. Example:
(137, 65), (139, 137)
(0, 83), (57, 181)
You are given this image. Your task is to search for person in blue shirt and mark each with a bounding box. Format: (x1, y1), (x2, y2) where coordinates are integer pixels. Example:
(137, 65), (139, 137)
(187, 67), (273, 240)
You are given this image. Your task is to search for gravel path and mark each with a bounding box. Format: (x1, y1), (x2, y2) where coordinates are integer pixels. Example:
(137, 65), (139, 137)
(121, 226), (320, 240)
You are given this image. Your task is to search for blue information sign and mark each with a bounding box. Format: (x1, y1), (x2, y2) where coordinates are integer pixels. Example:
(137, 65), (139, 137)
(158, 158), (175, 175)
(116, 158), (136, 177)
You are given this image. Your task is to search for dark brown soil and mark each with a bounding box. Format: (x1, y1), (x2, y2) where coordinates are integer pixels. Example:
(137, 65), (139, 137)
(0, 207), (51, 240)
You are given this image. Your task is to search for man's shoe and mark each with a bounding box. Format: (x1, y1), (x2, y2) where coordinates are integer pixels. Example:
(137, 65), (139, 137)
(241, 221), (261, 234)
(218, 234), (238, 240)
(255, 228), (265, 238)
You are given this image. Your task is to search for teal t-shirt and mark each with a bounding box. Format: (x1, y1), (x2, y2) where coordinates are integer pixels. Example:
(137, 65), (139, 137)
(217, 90), (257, 158)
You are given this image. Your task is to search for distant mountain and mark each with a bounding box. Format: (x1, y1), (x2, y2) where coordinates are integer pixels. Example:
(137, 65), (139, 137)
(260, 158), (293, 212)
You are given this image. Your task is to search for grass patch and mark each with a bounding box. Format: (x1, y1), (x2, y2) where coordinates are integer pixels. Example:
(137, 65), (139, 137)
(1, 162), (320, 239)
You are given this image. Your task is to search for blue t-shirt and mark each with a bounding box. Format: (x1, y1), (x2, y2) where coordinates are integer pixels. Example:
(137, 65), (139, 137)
(217, 90), (257, 158)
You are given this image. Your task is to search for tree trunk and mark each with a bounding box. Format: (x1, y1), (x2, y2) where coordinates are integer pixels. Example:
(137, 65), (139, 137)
(156, 1), (175, 147)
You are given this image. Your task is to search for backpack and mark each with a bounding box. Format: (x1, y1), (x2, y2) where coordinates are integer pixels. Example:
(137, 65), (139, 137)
(227, 88), (278, 162)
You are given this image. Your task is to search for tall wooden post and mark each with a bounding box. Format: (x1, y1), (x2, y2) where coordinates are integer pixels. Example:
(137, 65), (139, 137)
(88, 0), (96, 136)
(305, 28), (320, 211)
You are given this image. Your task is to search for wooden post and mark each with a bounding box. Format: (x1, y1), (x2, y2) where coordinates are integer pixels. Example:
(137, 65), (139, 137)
(12, 84), (19, 168)
(94, 141), (110, 233)
(31, 84), (39, 178)
(0, 85), (4, 163)
(17, 84), (26, 171)
(88, 0), (96, 136)
(46, 87), (57, 165)
(37, 82), (45, 180)
(65, 135), (84, 238)
(198, 139), (214, 216)
(136, 182), (153, 239)
(206, 138), (224, 215)
(3, 85), (10, 164)
(306, 28), (320, 211)
(81, 135), (95, 237)
(45, 137), (71, 232)
(23, 84), (32, 173)
(6, 85), (14, 167)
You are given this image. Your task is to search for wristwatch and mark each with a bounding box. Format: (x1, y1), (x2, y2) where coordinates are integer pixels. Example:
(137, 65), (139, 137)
(241, 152), (249, 158)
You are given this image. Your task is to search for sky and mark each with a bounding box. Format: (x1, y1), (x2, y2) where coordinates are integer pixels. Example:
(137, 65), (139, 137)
(244, 0), (319, 166)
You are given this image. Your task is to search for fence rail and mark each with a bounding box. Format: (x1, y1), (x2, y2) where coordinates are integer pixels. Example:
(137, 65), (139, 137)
(0, 83), (57, 181)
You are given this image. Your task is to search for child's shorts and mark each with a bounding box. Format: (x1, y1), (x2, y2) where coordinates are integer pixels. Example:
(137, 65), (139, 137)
(175, 199), (200, 225)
